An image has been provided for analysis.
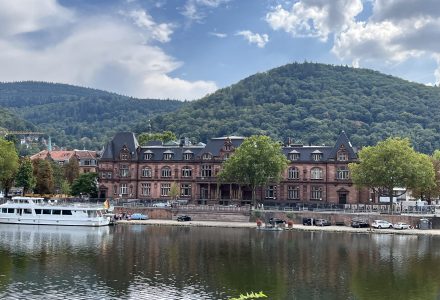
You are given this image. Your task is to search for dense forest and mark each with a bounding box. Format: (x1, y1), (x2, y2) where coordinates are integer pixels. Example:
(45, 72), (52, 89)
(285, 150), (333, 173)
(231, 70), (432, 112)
(2, 63), (440, 154)
(0, 82), (183, 149)
(144, 62), (440, 153)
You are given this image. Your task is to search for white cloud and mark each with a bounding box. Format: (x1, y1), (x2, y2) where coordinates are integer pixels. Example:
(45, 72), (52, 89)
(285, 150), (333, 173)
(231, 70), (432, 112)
(209, 32), (227, 38)
(0, 0), (74, 37)
(332, 1), (440, 66)
(267, 0), (440, 84)
(266, 0), (362, 41)
(0, 0), (217, 100)
(236, 31), (269, 48)
(125, 9), (174, 43)
(181, 0), (229, 22)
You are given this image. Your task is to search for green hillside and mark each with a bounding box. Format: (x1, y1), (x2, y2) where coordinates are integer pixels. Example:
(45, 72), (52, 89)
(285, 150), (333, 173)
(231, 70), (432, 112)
(0, 82), (183, 149)
(149, 62), (440, 153)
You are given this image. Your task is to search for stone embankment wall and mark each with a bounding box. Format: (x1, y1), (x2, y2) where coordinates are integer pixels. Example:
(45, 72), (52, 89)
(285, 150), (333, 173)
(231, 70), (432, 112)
(253, 211), (439, 228)
(113, 206), (440, 228)
(113, 207), (250, 222)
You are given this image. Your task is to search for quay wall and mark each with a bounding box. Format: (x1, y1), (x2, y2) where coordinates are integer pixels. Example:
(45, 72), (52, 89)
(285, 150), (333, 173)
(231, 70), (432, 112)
(113, 206), (440, 228)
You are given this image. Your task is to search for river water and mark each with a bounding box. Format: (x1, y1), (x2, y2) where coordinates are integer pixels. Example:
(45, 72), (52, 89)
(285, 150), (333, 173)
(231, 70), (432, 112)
(1, 224), (440, 300)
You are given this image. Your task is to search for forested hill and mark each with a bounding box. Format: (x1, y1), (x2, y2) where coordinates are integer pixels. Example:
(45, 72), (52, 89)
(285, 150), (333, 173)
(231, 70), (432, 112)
(0, 108), (36, 132)
(0, 82), (183, 149)
(149, 62), (440, 153)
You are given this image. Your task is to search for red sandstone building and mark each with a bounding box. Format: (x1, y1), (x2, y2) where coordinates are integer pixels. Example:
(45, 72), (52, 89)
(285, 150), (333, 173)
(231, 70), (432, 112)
(98, 132), (369, 206)
(30, 150), (98, 174)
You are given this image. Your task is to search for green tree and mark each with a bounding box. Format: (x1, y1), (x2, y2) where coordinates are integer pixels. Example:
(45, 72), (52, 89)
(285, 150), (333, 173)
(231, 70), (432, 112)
(0, 138), (19, 196)
(169, 182), (179, 200)
(411, 150), (440, 204)
(218, 135), (289, 207)
(61, 180), (71, 196)
(349, 137), (435, 211)
(32, 159), (54, 194)
(138, 131), (177, 145)
(15, 157), (36, 194)
(64, 157), (80, 184)
(71, 172), (98, 198)
(51, 161), (65, 195)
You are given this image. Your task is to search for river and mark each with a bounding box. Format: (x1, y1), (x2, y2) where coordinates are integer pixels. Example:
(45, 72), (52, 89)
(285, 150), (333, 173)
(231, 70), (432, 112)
(0, 224), (440, 299)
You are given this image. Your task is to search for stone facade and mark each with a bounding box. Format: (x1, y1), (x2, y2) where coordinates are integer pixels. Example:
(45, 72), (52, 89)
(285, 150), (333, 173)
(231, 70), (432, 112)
(98, 132), (370, 206)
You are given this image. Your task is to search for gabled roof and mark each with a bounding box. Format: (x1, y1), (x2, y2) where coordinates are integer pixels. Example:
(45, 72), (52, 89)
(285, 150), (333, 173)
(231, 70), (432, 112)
(101, 132), (139, 161)
(200, 136), (245, 157)
(329, 131), (357, 159)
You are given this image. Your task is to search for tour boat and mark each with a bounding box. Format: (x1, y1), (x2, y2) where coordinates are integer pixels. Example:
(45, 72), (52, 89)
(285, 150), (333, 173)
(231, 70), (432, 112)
(0, 197), (111, 226)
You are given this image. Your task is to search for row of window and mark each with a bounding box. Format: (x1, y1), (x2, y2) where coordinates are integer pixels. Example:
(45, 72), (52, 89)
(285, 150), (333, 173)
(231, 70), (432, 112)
(102, 165), (350, 180)
(114, 183), (193, 197)
(288, 167), (349, 180)
(121, 149), (349, 162)
(266, 186), (323, 200)
(1, 208), (74, 215)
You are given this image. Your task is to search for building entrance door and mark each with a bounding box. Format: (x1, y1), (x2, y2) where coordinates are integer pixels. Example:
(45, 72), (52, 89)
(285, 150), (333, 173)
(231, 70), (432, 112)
(338, 192), (347, 204)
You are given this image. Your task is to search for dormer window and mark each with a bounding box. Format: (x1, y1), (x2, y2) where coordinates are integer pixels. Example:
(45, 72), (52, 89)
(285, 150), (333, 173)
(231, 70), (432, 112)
(183, 150), (193, 160)
(288, 150), (300, 161)
(163, 150), (173, 160)
(312, 150), (323, 161)
(337, 150), (348, 161)
(202, 153), (212, 160)
(224, 137), (233, 151)
(144, 150), (153, 160)
(119, 146), (130, 160)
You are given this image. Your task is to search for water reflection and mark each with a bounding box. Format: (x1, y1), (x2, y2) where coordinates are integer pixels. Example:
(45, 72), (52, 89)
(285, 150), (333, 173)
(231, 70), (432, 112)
(1, 225), (440, 299)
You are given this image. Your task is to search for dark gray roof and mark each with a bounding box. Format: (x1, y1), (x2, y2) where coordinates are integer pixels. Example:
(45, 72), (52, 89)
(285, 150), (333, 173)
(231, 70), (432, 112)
(200, 136), (245, 157)
(101, 132), (139, 161)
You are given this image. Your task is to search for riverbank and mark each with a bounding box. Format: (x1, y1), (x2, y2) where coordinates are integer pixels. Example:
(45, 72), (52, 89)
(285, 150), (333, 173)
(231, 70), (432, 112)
(116, 219), (440, 236)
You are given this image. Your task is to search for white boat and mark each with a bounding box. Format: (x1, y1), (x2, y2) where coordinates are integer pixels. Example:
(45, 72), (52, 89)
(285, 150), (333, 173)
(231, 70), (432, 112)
(0, 196), (111, 226)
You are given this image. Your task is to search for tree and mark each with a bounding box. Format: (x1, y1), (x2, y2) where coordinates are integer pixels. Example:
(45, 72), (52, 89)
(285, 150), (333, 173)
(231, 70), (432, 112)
(169, 182), (179, 200)
(71, 172), (98, 198)
(138, 131), (177, 145)
(32, 159), (54, 194)
(15, 157), (36, 195)
(349, 137), (435, 211)
(217, 135), (289, 207)
(0, 138), (19, 196)
(411, 150), (440, 204)
(64, 157), (80, 184)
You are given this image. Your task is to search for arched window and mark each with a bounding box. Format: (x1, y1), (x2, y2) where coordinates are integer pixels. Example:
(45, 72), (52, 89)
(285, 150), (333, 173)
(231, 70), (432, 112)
(310, 167), (323, 180)
(288, 167), (300, 180)
(336, 166), (350, 179)
(161, 167), (171, 178)
(141, 167), (152, 178)
(181, 166), (192, 177)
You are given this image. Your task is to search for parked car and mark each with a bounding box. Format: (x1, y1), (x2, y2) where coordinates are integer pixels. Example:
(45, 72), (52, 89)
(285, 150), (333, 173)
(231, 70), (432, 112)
(351, 219), (369, 228)
(269, 218), (286, 226)
(371, 220), (393, 229)
(302, 218), (313, 226)
(177, 215), (192, 222)
(393, 222), (411, 230)
(130, 213), (148, 220)
(153, 202), (171, 207)
(314, 219), (331, 226)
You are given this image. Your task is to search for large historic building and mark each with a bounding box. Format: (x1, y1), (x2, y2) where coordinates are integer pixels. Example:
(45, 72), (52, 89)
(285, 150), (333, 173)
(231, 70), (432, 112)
(98, 132), (369, 206)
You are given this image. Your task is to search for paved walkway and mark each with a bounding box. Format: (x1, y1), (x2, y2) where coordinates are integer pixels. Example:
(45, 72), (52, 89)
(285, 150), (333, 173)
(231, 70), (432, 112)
(116, 219), (440, 236)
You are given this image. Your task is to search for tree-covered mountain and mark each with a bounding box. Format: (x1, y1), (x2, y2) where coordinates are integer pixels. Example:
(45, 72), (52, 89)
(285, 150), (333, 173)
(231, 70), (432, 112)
(147, 62), (440, 153)
(0, 107), (36, 133)
(0, 82), (183, 150)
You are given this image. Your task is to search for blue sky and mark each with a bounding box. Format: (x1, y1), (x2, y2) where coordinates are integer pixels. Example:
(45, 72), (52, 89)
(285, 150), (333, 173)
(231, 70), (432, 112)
(1, 0), (439, 100)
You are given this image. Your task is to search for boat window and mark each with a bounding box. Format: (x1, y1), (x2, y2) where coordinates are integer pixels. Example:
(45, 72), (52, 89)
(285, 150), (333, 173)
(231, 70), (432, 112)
(1, 208), (6, 213)
(43, 209), (51, 214)
(87, 211), (97, 217)
(35, 209), (42, 214)
(24, 209), (32, 214)
(62, 210), (72, 215)
(7, 208), (14, 213)
(52, 210), (61, 215)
